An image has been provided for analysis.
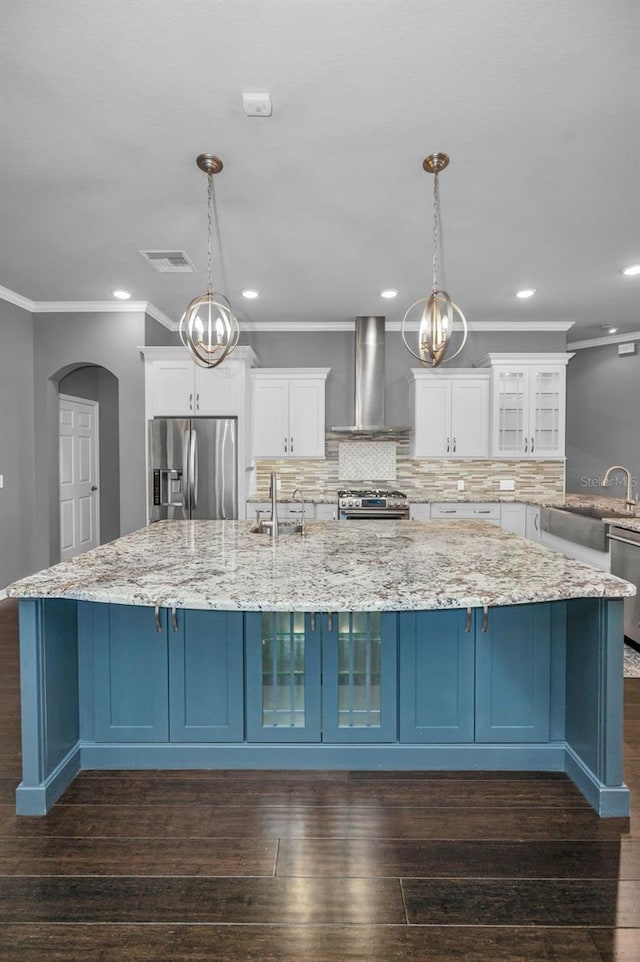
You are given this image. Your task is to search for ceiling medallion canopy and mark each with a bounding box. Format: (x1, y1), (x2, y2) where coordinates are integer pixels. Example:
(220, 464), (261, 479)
(179, 153), (239, 368)
(401, 152), (467, 368)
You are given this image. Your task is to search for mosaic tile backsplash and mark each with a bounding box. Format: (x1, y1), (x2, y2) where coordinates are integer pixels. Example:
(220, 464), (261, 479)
(251, 431), (565, 502)
(338, 441), (396, 482)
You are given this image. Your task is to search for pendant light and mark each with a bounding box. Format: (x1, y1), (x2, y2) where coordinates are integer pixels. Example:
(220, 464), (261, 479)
(179, 153), (239, 368)
(401, 152), (467, 367)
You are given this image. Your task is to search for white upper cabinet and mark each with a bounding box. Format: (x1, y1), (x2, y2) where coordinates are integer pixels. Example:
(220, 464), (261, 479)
(143, 347), (259, 417)
(252, 369), (330, 459)
(409, 370), (490, 458)
(477, 354), (573, 459)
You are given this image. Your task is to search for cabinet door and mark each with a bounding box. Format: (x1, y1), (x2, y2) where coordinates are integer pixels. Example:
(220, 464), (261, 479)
(493, 368), (527, 456)
(410, 503), (431, 520)
(252, 379), (289, 457)
(149, 360), (195, 417)
(245, 612), (321, 741)
(529, 366), (564, 457)
(322, 612), (397, 742)
(399, 609), (475, 742)
(500, 503), (527, 537)
(288, 379), (326, 457)
(525, 505), (541, 541)
(315, 503), (337, 521)
(169, 609), (244, 742)
(475, 603), (551, 743)
(413, 380), (451, 457)
(195, 364), (240, 416)
(93, 604), (169, 742)
(450, 378), (489, 456)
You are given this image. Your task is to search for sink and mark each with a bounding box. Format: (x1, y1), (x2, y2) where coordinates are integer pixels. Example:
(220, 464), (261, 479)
(250, 520), (303, 537)
(540, 504), (632, 551)
(552, 504), (634, 521)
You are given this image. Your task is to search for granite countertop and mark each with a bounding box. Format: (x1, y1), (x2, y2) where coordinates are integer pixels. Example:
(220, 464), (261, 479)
(7, 520), (634, 612)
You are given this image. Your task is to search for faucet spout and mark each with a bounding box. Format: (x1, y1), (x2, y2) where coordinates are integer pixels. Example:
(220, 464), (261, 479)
(269, 472), (279, 538)
(602, 464), (636, 513)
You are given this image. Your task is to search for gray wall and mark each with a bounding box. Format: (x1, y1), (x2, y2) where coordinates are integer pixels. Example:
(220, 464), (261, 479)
(566, 344), (640, 499)
(58, 366), (121, 545)
(33, 311), (147, 568)
(0, 301), (36, 588)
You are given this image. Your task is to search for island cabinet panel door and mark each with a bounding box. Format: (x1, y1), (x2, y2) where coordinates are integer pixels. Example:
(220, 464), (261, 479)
(168, 609), (244, 742)
(245, 612), (322, 742)
(475, 603), (551, 743)
(399, 610), (475, 743)
(321, 612), (398, 743)
(92, 604), (169, 742)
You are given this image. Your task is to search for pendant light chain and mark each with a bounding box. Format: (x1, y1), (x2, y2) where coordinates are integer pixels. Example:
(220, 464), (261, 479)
(432, 169), (440, 294)
(207, 172), (214, 295)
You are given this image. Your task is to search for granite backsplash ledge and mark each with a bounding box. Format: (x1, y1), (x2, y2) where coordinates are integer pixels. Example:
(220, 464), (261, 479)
(251, 434), (564, 502)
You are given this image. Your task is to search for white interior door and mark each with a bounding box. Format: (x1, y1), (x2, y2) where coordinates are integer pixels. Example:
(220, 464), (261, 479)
(59, 394), (100, 561)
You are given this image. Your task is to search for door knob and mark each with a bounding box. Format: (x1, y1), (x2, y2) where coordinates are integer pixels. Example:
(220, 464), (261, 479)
(91, 485), (98, 491)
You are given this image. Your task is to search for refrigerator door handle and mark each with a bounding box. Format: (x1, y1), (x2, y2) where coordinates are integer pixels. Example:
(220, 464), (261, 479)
(181, 429), (191, 513)
(190, 427), (198, 510)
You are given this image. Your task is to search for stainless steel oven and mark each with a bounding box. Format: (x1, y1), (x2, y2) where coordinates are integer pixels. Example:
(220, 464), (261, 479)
(337, 489), (410, 520)
(608, 525), (640, 645)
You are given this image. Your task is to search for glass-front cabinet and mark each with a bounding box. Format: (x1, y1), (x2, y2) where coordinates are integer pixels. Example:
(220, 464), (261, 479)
(245, 611), (397, 742)
(479, 353), (573, 459)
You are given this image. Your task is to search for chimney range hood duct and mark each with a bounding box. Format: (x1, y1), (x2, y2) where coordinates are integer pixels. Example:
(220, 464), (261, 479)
(331, 316), (411, 434)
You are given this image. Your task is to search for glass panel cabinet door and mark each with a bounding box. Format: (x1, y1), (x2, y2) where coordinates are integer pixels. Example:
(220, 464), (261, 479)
(245, 612), (321, 741)
(495, 370), (526, 455)
(531, 368), (562, 456)
(322, 612), (397, 742)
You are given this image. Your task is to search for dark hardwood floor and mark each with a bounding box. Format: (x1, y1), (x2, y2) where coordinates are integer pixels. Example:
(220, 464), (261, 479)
(0, 597), (639, 961)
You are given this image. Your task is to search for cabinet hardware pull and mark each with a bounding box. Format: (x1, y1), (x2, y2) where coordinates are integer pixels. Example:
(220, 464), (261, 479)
(284, 437), (288, 453)
(446, 437), (450, 453)
(441, 509), (456, 514)
(290, 436), (294, 453)
(327, 612), (334, 632)
(481, 605), (489, 632)
(171, 607), (179, 632)
(524, 437), (528, 453)
(310, 613), (316, 632)
(465, 607), (472, 633)
(196, 392), (200, 411)
(474, 509), (491, 514)
(189, 393), (193, 411)
(531, 436), (535, 453)
(607, 533), (640, 548)
(453, 437), (456, 452)
(534, 512), (539, 531)
(154, 605), (162, 633)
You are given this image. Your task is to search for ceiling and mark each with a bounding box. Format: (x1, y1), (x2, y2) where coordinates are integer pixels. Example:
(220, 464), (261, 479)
(0, 0), (638, 339)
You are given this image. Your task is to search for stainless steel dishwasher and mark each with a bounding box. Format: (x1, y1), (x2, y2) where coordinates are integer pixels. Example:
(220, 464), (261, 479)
(608, 525), (640, 644)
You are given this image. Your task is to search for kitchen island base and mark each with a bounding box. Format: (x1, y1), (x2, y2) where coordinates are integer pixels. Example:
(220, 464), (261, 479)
(15, 596), (630, 818)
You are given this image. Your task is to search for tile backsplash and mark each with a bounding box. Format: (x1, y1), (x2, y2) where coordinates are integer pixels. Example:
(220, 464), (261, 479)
(251, 431), (565, 502)
(338, 441), (396, 482)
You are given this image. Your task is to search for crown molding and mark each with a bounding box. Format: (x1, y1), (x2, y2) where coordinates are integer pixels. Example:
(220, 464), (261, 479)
(0, 284), (574, 334)
(567, 330), (640, 350)
(0, 285), (35, 312)
(0, 285), (176, 330)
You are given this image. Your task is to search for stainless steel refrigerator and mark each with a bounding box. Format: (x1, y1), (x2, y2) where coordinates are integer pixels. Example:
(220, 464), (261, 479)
(149, 417), (237, 521)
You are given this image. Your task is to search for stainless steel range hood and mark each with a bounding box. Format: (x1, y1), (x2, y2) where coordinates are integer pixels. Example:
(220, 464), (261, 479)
(331, 316), (410, 434)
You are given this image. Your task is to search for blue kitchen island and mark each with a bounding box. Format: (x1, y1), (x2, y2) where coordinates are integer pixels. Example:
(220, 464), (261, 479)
(7, 519), (636, 816)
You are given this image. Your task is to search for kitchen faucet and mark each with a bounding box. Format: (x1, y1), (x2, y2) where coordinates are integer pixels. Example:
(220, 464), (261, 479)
(602, 464), (636, 514)
(268, 471), (279, 538)
(291, 488), (306, 536)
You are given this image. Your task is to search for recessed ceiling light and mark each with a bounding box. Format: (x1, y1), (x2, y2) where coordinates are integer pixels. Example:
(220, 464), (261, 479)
(622, 264), (640, 276)
(516, 289), (536, 299)
(242, 289), (259, 299)
(112, 289), (131, 300)
(380, 289), (398, 299)
(601, 326), (619, 334)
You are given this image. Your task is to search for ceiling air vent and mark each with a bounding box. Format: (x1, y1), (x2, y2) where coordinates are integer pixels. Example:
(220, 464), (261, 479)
(139, 250), (196, 273)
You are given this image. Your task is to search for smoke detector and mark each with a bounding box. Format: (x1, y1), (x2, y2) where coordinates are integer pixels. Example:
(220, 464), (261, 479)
(139, 250), (196, 273)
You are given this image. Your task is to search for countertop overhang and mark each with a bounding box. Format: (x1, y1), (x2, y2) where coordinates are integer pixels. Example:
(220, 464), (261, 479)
(6, 520), (635, 612)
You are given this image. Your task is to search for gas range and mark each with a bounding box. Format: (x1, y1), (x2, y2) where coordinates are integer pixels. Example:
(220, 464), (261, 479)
(337, 488), (410, 519)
